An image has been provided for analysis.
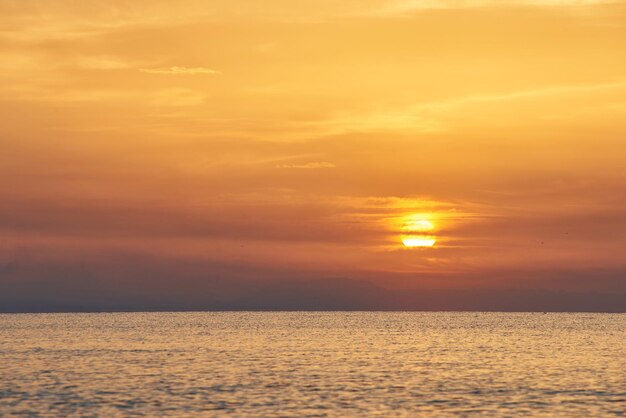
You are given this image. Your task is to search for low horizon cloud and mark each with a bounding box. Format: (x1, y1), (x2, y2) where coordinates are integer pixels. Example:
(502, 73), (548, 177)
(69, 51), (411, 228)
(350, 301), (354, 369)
(276, 162), (336, 169)
(139, 66), (221, 75)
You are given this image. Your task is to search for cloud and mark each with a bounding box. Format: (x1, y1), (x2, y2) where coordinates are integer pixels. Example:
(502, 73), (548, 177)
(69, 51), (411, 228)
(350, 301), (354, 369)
(276, 162), (336, 169)
(139, 66), (221, 75)
(320, 79), (626, 134)
(381, 0), (619, 15)
(76, 57), (134, 70)
(2, 271), (625, 312)
(416, 79), (626, 111)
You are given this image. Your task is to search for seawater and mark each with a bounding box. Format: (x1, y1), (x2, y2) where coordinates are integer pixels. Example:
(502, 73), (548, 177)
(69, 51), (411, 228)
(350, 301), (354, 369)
(0, 312), (624, 417)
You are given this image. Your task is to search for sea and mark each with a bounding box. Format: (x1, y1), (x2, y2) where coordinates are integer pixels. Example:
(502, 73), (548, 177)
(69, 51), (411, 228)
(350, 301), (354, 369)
(0, 312), (624, 417)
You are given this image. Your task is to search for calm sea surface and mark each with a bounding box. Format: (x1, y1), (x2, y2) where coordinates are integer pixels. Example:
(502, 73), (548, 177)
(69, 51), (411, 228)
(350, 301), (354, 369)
(0, 312), (624, 417)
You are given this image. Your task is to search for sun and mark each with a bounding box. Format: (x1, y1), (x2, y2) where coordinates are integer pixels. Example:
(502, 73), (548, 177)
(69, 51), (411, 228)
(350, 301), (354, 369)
(402, 237), (436, 247)
(400, 215), (437, 247)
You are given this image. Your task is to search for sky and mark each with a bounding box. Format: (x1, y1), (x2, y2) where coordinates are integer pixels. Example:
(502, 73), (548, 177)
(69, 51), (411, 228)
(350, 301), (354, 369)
(1, 0), (625, 311)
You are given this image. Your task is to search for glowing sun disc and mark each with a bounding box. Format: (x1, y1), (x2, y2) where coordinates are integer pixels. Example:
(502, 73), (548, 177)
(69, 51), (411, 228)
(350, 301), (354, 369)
(402, 237), (436, 247)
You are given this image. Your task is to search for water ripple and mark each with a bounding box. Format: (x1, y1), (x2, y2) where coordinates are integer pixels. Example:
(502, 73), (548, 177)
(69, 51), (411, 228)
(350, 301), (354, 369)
(0, 312), (624, 416)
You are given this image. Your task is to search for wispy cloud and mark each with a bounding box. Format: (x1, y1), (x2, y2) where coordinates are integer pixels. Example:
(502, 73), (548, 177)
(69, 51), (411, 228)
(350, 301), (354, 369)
(414, 79), (626, 111)
(381, 0), (618, 14)
(276, 162), (336, 169)
(76, 57), (133, 70)
(319, 79), (626, 134)
(139, 66), (221, 75)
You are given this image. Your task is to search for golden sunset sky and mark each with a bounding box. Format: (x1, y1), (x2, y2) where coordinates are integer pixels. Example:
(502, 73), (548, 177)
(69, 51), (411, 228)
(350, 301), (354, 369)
(1, 0), (625, 310)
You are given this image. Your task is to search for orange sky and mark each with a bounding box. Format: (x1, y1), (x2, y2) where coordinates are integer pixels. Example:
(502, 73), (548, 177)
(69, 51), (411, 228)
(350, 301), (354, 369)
(1, 0), (625, 310)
